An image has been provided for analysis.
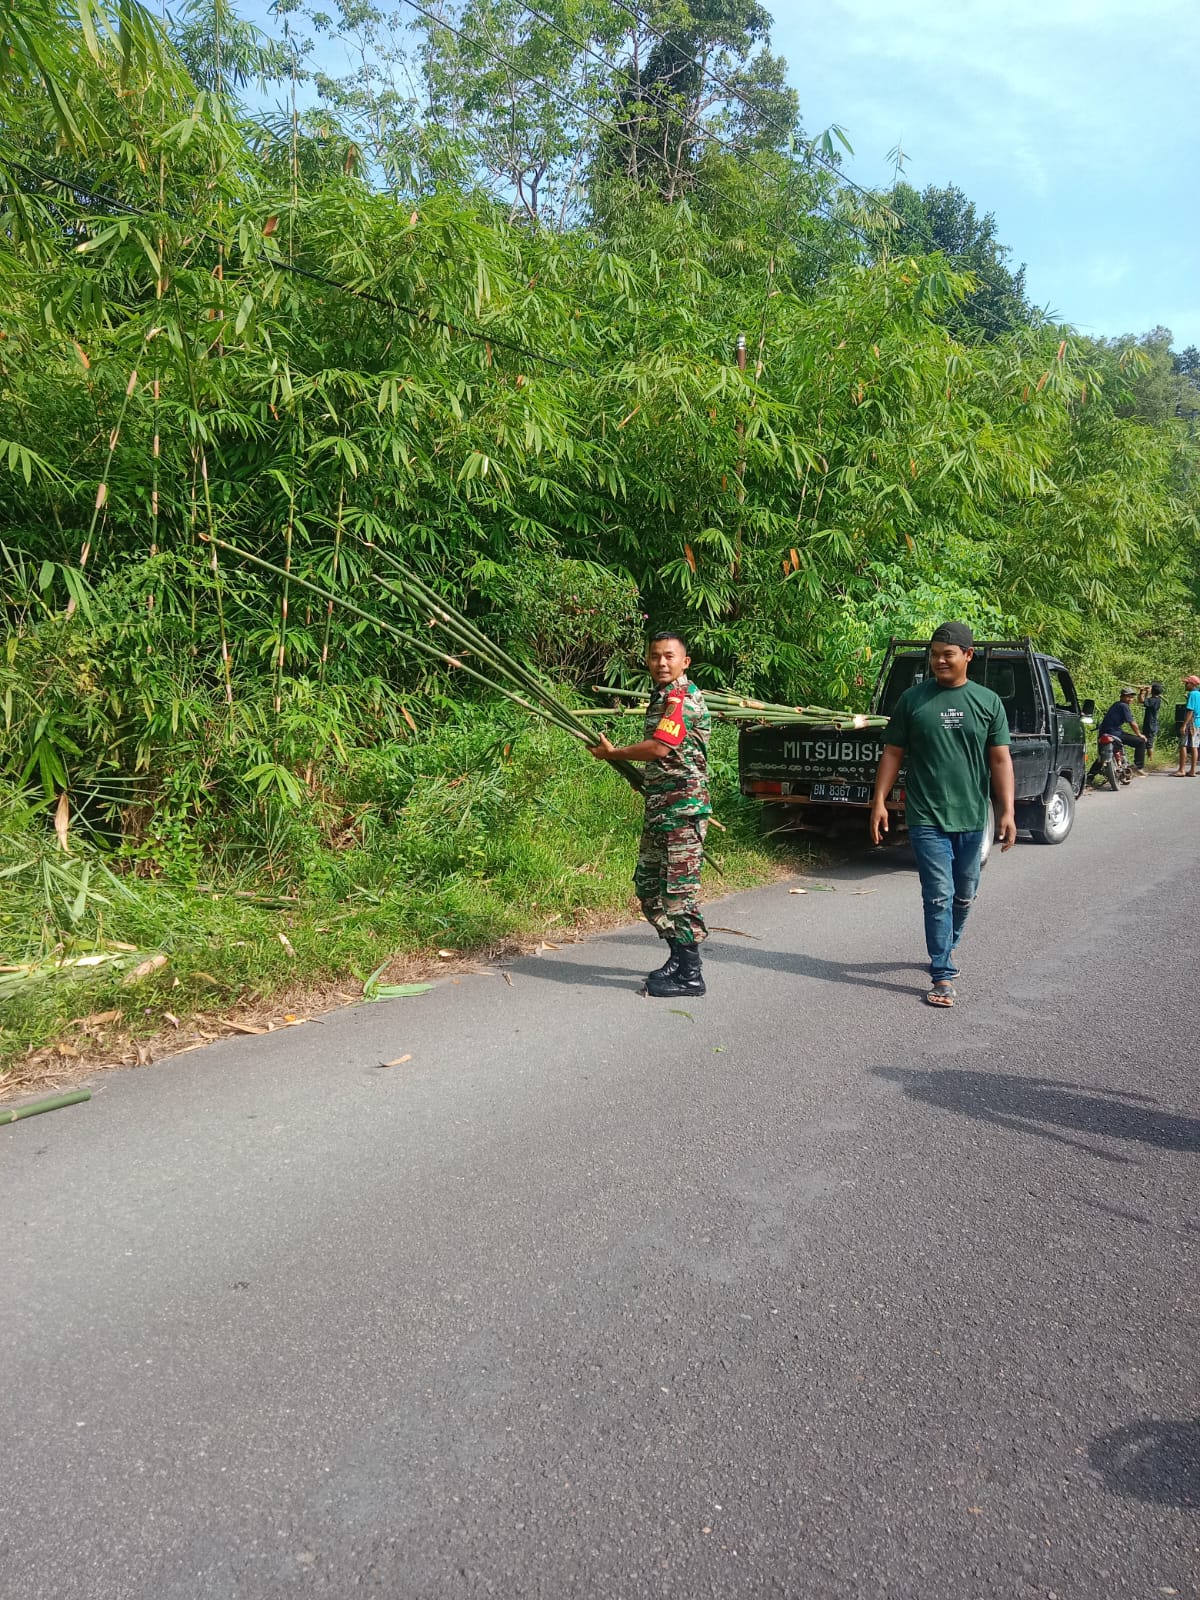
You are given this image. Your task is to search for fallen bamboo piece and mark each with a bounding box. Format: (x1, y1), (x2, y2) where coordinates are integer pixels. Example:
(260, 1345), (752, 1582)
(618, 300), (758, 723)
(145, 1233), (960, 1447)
(0, 1090), (91, 1125)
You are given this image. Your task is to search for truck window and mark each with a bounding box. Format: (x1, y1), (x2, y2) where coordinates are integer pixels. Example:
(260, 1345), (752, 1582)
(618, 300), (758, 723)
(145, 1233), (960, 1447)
(1049, 667), (1079, 712)
(983, 657), (1043, 735)
(877, 657), (926, 717)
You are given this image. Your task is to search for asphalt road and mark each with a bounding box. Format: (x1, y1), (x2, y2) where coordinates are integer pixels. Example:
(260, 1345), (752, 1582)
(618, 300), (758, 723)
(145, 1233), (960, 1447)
(3, 774), (1198, 1600)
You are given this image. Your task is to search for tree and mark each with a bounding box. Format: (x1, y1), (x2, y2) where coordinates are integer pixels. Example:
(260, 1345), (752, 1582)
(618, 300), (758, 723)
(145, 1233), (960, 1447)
(890, 181), (1031, 340)
(1103, 327), (1191, 426)
(1174, 345), (1200, 409)
(592, 0), (798, 204)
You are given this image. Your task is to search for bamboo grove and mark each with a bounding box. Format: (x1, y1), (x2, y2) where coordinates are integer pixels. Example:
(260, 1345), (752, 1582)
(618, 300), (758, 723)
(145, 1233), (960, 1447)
(1, 0), (1198, 974)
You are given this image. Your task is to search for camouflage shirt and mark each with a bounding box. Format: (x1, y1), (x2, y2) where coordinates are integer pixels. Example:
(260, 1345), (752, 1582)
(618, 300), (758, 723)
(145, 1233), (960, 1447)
(641, 675), (711, 830)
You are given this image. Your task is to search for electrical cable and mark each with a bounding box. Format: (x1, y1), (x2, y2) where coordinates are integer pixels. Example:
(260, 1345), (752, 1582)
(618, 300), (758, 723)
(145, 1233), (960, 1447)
(400, 0), (857, 255)
(520, 0), (873, 245)
(1, 152), (593, 375)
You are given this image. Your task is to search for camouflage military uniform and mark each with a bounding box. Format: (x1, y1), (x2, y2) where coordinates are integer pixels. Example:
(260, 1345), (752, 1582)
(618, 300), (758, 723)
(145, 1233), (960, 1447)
(633, 676), (712, 947)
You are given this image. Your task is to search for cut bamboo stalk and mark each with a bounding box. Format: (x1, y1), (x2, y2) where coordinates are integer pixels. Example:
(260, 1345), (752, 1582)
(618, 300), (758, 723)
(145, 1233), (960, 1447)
(0, 1090), (91, 1126)
(591, 685), (887, 728)
(202, 538), (644, 791)
(318, 473), (346, 683)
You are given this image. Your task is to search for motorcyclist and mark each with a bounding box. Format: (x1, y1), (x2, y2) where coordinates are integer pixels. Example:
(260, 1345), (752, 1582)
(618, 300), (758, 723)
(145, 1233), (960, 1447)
(1097, 687), (1147, 771)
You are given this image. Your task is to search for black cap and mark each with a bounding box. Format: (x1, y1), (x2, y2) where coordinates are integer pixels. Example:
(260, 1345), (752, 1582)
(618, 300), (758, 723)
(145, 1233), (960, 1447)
(930, 621), (974, 650)
(1151, 682), (1163, 694)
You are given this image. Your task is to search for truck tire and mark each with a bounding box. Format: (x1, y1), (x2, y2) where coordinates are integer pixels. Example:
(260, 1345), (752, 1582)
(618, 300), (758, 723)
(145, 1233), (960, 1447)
(1031, 776), (1075, 844)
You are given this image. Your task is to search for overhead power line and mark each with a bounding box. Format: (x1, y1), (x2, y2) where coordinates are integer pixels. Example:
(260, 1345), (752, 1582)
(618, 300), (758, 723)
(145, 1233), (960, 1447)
(401, 0), (863, 257)
(3, 154), (591, 374)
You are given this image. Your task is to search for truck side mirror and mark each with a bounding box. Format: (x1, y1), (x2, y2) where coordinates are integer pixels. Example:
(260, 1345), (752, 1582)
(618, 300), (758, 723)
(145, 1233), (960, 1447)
(1080, 698), (1095, 717)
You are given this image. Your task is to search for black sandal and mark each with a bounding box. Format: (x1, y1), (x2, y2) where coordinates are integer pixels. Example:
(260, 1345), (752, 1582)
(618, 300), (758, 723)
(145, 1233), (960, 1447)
(926, 981), (956, 1008)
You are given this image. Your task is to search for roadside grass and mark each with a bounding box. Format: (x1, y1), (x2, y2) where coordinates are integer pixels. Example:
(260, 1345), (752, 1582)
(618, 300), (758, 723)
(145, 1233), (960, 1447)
(0, 717), (808, 1086)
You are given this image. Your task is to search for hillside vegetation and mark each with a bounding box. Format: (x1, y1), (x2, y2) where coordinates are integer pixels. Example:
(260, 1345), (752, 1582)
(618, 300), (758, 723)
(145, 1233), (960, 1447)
(1, 0), (1197, 1069)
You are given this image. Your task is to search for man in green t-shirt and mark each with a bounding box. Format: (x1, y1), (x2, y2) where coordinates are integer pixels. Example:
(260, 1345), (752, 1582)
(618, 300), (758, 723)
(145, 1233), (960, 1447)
(869, 621), (1016, 1008)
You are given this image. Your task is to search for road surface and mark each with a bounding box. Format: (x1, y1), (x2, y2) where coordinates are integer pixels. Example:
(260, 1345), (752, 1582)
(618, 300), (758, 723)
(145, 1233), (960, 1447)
(3, 775), (1197, 1599)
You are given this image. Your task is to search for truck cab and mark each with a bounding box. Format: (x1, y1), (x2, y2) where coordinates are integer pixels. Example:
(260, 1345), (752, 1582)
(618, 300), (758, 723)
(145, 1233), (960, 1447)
(739, 639), (1089, 847)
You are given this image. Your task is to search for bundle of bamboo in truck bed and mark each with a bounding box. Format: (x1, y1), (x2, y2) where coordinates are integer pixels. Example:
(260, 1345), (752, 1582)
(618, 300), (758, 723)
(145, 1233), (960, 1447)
(592, 685), (889, 730)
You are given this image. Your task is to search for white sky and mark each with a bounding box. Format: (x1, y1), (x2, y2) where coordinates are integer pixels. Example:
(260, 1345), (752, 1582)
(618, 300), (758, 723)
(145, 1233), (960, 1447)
(770, 0), (1200, 349)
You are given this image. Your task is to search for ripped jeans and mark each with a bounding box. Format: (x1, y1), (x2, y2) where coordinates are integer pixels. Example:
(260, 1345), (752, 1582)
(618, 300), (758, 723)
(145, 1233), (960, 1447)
(907, 826), (985, 985)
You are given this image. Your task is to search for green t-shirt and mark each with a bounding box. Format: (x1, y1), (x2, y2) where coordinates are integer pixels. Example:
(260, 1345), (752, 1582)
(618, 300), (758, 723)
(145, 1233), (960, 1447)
(883, 678), (1011, 832)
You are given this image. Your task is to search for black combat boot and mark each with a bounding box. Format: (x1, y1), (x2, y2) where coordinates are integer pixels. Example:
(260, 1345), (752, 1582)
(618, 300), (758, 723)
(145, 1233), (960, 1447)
(645, 943), (705, 998)
(646, 939), (681, 984)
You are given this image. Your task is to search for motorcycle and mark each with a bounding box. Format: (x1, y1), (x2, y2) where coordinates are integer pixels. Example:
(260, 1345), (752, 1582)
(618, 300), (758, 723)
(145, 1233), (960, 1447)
(1087, 733), (1134, 791)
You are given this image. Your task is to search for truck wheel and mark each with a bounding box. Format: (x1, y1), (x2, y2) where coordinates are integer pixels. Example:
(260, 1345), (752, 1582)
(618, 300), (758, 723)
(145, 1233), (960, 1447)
(1031, 777), (1075, 844)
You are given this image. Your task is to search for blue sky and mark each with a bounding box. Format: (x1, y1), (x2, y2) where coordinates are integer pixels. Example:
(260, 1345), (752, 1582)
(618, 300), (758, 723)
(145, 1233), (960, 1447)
(769, 0), (1200, 351)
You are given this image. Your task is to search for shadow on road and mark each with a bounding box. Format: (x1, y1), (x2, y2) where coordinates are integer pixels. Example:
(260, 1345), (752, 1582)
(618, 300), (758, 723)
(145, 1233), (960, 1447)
(874, 1067), (1200, 1161)
(518, 941), (928, 997)
(1089, 1419), (1200, 1508)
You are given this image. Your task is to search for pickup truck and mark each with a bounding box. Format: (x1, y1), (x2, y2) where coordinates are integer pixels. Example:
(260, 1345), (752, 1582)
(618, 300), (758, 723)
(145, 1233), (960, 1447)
(738, 639), (1091, 853)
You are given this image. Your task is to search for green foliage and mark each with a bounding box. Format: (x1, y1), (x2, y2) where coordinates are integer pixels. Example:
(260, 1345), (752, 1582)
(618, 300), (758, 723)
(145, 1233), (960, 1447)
(891, 180), (1031, 340)
(0, 0), (1198, 1064)
(0, 715), (789, 1063)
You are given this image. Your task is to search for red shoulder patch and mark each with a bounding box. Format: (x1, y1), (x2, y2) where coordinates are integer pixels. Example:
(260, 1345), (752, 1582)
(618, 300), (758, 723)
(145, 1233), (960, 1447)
(652, 688), (687, 748)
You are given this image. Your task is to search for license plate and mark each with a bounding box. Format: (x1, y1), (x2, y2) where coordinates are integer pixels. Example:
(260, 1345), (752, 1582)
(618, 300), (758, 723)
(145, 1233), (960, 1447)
(811, 782), (871, 803)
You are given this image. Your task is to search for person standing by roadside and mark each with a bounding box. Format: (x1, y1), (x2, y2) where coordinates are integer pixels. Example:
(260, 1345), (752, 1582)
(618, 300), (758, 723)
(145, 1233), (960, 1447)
(588, 632), (711, 998)
(1173, 674), (1200, 777)
(1135, 683), (1163, 772)
(869, 622), (1016, 1009)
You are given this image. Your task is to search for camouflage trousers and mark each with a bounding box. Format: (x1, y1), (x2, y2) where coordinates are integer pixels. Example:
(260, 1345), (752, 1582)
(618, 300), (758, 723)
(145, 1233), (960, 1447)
(633, 818), (708, 946)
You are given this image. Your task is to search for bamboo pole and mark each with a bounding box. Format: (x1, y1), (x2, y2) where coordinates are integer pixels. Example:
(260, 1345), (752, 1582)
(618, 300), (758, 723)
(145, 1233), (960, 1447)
(364, 544), (582, 717)
(199, 455), (234, 706)
(359, 543), (655, 773)
(318, 473), (346, 684)
(0, 1090), (91, 1126)
(274, 474), (296, 716)
(591, 684), (887, 728)
(202, 538), (645, 791)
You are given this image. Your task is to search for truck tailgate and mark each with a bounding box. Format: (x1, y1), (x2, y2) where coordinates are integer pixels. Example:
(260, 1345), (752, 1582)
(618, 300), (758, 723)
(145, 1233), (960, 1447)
(739, 725), (892, 800)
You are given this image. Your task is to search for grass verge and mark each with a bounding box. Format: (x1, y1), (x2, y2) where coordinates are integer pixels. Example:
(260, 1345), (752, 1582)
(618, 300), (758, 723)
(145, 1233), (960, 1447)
(0, 717), (812, 1095)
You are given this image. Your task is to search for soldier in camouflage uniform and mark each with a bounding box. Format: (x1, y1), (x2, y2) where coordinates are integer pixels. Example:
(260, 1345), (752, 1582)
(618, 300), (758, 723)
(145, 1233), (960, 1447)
(589, 632), (711, 997)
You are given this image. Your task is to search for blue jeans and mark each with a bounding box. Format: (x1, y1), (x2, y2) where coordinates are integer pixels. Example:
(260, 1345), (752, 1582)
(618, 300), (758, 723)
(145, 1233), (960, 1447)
(907, 826), (985, 984)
